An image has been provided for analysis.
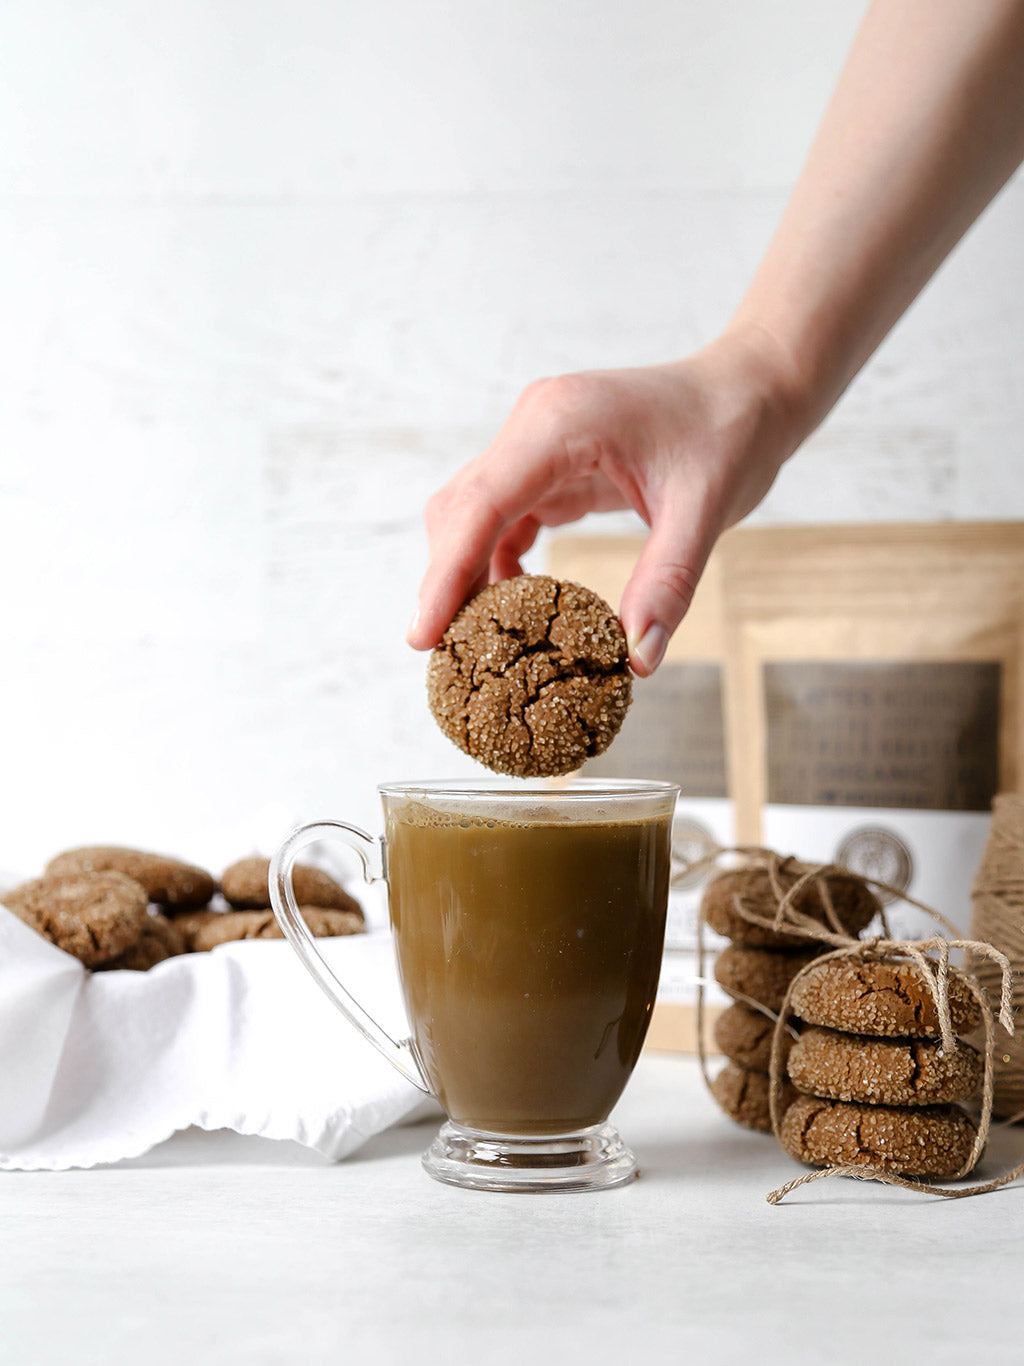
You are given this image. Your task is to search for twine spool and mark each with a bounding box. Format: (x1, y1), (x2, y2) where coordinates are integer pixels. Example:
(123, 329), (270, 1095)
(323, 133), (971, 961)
(969, 793), (1024, 1118)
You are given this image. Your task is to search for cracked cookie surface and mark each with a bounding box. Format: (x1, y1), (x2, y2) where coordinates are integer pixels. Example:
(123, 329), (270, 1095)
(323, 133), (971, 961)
(46, 845), (215, 911)
(98, 911), (187, 971)
(427, 575), (632, 778)
(714, 1001), (794, 1073)
(788, 1026), (982, 1106)
(714, 943), (824, 1015)
(779, 1094), (977, 1177)
(710, 1061), (797, 1133)
(702, 860), (880, 949)
(181, 907), (366, 951)
(787, 957), (981, 1038)
(5, 871), (149, 967)
(221, 856), (363, 916)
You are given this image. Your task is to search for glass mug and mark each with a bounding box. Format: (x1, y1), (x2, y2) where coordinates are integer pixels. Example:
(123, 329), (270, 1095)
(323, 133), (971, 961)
(269, 779), (677, 1192)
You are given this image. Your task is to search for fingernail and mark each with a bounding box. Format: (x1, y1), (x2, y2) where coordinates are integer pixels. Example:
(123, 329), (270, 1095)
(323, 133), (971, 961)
(629, 623), (667, 675)
(406, 607), (421, 642)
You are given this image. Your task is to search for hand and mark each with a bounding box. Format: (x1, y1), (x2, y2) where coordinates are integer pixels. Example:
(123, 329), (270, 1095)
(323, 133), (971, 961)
(407, 326), (808, 675)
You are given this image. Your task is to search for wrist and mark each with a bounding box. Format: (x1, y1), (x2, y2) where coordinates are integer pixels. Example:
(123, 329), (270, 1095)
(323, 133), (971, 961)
(720, 317), (824, 440)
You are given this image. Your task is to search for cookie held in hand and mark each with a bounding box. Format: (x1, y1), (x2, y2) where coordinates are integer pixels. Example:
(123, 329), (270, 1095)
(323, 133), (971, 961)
(427, 575), (632, 778)
(5, 871), (149, 967)
(46, 846), (215, 912)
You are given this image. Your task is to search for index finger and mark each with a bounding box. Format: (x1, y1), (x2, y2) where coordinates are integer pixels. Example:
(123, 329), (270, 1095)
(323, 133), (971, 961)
(407, 420), (579, 649)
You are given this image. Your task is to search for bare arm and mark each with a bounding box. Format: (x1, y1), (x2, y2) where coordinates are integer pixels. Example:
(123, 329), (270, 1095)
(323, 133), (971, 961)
(732, 0), (1024, 424)
(409, 0), (1024, 674)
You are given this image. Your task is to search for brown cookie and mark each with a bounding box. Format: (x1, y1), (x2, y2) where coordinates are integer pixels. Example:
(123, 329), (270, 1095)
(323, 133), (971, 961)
(221, 856), (363, 916)
(4, 872), (149, 967)
(713, 1001), (795, 1074)
(426, 574), (632, 778)
(46, 846), (215, 911)
(788, 957), (982, 1038)
(98, 912), (187, 971)
(186, 907), (365, 952)
(172, 909), (222, 951)
(710, 1062), (797, 1133)
(779, 1094), (978, 1178)
(787, 1026), (983, 1107)
(714, 943), (823, 1015)
(701, 860), (880, 949)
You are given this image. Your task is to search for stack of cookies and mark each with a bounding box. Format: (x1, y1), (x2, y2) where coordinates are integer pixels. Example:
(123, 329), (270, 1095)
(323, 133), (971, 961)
(702, 860), (880, 1133)
(779, 956), (984, 1179)
(3, 847), (364, 971)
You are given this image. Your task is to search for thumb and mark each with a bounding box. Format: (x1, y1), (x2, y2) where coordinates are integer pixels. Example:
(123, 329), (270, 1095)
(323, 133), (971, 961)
(618, 507), (715, 677)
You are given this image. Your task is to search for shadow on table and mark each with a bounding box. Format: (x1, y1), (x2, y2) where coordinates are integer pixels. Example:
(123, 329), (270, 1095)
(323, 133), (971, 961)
(636, 1128), (782, 1183)
(634, 1116), (1024, 1203)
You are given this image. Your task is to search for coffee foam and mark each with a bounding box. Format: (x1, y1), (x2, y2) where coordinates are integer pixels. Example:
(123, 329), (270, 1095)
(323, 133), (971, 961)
(388, 795), (671, 830)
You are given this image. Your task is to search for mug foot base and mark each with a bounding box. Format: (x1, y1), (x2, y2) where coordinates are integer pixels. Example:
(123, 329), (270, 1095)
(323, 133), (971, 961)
(422, 1121), (638, 1193)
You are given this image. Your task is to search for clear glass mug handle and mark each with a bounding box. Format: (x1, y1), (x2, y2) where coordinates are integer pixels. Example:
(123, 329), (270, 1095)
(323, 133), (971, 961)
(268, 820), (430, 1094)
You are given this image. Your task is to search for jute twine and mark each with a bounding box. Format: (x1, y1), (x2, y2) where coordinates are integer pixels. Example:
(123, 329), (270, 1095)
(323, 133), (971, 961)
(688, 845), (1021, 1205)
(969, 794), (1024, 1118)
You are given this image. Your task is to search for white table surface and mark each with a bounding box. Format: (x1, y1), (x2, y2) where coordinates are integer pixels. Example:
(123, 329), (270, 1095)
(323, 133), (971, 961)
(3, 1053), (1021, 1366)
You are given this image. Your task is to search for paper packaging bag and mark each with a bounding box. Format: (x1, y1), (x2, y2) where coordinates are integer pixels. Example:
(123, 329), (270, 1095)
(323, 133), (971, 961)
(721, 522), (1023, 940)
(550, 521), (1024, 1051)
(547, 535), (732, 1054)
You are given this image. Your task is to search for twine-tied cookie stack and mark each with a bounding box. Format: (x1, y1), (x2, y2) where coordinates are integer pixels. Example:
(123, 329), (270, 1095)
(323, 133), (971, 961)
(689, 847), (1019, 1204)
(701, 858), (878, 1133)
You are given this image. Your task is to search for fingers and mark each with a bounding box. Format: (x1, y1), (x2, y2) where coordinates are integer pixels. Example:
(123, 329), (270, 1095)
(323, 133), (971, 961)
(407, 461), (560, 649)
(407, 377), (618, 650)
(618, 499), (716, 677)
(489, 515), (542, 582)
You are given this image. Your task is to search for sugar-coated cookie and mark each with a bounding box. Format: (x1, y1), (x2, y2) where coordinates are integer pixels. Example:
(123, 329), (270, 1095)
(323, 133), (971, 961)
(184, 907), (365, 952)
(701, 860), (880, 949)
(779, 1094), (977, 1178)
(5, 872), (149, 967)
(713, 1001), (794, 1074)
(46, 846), (215, 912)
(714, 943), (823, 1015)
(710, 1061), (796, 1134)
(99, 912), (187, 971)
(787, 1026), (982, 1107)
(221, 856), (363, 915)
(171, 909), (221, 950)
(787, 957), (981, 1038)
(427, 575), (632, 778)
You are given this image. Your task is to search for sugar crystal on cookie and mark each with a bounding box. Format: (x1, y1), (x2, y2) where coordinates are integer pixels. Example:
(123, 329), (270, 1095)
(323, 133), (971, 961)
(426, 574), (632, 778)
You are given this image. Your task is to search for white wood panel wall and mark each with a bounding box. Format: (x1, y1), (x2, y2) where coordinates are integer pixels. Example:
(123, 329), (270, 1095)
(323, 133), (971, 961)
(2, 1), (1022, 871)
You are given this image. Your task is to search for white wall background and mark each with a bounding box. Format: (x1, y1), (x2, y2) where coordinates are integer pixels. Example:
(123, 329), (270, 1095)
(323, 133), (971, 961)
(2, 1), (1023, 875)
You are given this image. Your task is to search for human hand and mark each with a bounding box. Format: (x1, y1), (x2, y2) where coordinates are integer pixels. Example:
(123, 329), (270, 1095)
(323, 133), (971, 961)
(407, 327), (808, 675)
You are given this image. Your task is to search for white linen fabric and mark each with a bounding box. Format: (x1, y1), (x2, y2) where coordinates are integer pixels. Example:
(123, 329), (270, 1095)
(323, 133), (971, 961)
(0, 905), (433, 1171)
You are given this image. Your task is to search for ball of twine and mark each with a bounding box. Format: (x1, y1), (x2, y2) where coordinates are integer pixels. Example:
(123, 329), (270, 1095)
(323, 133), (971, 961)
(969, 793), (1024, 1118)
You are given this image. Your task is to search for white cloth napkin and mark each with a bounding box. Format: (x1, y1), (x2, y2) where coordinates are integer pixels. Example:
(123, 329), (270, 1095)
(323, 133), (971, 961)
(0, 904), (435, 1171)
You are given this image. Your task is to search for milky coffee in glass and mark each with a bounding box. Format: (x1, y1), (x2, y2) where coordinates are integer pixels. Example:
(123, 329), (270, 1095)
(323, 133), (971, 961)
(269, 779), (677, 1192)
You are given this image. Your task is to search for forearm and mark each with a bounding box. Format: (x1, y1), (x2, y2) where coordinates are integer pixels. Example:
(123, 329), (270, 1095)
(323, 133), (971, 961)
(729, 0), (1024, 430)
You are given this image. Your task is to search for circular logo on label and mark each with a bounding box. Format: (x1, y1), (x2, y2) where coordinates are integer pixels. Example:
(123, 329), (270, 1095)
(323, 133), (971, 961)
(671, 816), (718, 891)
(834, 825), (913, 905)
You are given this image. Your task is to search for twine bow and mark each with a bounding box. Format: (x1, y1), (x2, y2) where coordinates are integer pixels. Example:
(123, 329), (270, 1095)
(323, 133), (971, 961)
(688, 847), (1019, 1204)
